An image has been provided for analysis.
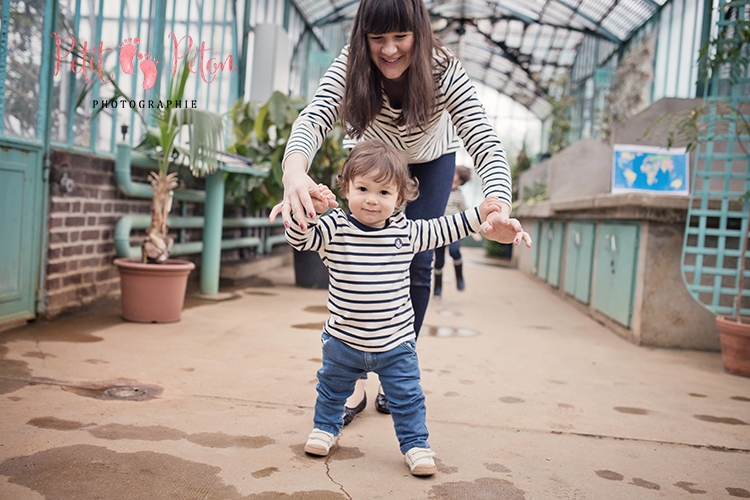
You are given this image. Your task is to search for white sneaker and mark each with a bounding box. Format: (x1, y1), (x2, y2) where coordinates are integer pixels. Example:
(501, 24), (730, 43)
(304, 428), (337, 456)
(404, 447), (437, 476)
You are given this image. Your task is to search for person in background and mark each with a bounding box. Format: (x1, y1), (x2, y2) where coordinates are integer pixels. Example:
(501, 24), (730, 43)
(282, 139), (506, 476)
(433, 164), (483, 297)
(269, 0), (532, 423)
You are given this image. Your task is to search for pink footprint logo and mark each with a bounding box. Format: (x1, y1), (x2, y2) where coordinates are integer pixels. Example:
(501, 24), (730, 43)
(117, 37), (140, 75)
(137, 53), (159, 90)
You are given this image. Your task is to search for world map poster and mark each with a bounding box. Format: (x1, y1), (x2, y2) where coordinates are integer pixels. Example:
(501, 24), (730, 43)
(612, 144), (689, 195)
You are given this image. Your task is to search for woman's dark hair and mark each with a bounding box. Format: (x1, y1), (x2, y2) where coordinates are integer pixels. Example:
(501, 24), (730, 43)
(338, 139), (419, 206)
(341, 0), (450, 139)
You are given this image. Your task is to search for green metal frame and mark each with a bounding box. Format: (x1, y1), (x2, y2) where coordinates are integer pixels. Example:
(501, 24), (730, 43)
(681, 0), (750, 317)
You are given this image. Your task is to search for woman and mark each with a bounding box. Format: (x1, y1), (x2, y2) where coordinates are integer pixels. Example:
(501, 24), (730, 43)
(269, 0), (532, 422)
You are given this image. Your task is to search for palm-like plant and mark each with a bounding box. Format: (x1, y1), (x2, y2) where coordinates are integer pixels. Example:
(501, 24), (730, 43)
(135, 51), (225, 263)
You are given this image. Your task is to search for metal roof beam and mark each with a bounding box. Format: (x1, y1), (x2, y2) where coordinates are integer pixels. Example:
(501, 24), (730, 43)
(554, 0), (623, 43)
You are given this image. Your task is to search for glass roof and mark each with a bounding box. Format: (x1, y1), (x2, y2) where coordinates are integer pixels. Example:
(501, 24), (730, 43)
(294, 0), (665, 118)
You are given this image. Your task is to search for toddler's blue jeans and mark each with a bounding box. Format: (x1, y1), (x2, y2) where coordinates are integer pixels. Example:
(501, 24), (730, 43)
(314, 332), (429, 454)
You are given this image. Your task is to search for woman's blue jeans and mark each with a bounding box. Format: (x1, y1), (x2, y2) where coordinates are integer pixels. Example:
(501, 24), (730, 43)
(315, 333), (429, 454)
(406, 153), (456, 336)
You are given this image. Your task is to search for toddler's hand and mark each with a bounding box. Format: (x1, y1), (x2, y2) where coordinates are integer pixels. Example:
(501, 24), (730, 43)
(310, 184), (336, 214)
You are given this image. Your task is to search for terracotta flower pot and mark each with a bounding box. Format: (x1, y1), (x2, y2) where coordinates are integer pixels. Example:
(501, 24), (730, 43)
(715, 316), (750, 377)
(114, 258), (195, 323)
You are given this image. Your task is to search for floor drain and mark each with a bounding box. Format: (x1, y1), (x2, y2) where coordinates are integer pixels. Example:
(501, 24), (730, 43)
(103, 386), (150, 401)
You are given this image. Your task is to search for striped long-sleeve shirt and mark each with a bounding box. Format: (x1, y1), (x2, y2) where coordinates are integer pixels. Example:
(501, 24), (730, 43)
(284, 45), (513, 207)
(286, 208), (482, 352)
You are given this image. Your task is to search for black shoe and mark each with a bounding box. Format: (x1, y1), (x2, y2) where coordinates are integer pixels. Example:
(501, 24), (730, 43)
(375, 387), (390, 414)
(343, 392), (367, 426)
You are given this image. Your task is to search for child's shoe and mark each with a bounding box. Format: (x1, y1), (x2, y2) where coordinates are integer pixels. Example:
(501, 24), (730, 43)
(404, 447), (437, 476)
(304, 428), (337, 456)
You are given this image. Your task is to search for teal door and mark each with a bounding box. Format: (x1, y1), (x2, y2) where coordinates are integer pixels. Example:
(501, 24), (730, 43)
(564, 221), (595, 304)
(592, 222), (640, 327)
(0, 1), (56, 324)
(0, 145), (44, 322)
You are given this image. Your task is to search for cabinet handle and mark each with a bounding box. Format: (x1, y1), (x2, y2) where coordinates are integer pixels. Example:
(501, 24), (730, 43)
(611, 235), (617, 252)
(574, 231), (581, 247)
(604, 234), (618, 252)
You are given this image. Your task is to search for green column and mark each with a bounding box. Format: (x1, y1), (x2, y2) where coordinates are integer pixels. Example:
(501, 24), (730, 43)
(200, 170), (226, 295)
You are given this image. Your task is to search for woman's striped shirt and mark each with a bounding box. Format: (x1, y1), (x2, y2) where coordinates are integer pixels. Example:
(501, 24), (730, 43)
(284, 45), (513, 207)
(286, 208), (482, 352)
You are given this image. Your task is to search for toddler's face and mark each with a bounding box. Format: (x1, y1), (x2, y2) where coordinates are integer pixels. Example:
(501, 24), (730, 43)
(347, 172), (400, 228)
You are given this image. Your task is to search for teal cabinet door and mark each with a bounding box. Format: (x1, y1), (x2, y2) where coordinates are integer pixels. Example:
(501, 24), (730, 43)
(547, 221), (565, 288)
(593, 222), (640, 327)
(537, 220), (564, 287)
(530, 220), (542, 275)
(0, 146), (43, 322)
(564, 221), (595, 304)
(537, 221), (552, 281)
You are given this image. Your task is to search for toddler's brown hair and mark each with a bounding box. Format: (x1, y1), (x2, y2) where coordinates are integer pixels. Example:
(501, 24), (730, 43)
(338, 139), (419, 205)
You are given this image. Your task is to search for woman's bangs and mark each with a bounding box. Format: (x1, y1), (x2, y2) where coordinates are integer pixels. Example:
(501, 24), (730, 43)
(362, 0), (414, 35)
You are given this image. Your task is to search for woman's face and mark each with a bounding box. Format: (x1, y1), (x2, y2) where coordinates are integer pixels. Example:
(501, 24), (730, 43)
(367, 32), (414, 82)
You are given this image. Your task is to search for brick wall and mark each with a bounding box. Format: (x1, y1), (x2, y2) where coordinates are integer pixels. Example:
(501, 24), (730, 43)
(44, 149), (260, 319)
(45, 150), (150, 317)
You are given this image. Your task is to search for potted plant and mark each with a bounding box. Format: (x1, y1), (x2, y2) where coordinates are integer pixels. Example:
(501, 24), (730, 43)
(226, 91), (348, 288)
(113, 51), (226, 322)
(665, 0), (750, 376)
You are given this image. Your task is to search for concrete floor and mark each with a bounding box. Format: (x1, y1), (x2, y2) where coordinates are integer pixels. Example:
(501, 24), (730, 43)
(1, 247), (749, 500)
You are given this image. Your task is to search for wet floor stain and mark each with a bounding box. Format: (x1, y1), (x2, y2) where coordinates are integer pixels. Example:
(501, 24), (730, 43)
(84, 358), (109, 364)
(731, 396), (750, 402)
(244, 290), (278, 296)
(694, 414), (747, 425)
(182, 367), (195, 372)
(292, 322), (326, 330)
(435, 457), (458, 474)
(630, 478), (660, 490)
(28, 417), (93, 431)
(428, 477), (525, 499)
(188, 432), (275, 449)
(0, 345), (33, 394)
(22, 351), (54, 359)
(444, 392), (460, 397)
(425, 326), (479, 337)
(499, 396), (525, 404)
(327, 446), (365, 462)
(287, 408), (305, 416)
(557, 403), (575, 409)
(251, 466), (279, 478)
(63, 380), (163, 401)
(675, 481), (706, 494)
(727, 487), (750, 497)
(289, 443), (364, 462)
(689, 393), (707, 398)
(484, 463), (511, 473)
(614, 407), (649, 415)
(596, 470), (624, 481)
(303, 305), (329, 314)
(0, 444), (345, 500)
(527, 325), (552, 330)
(91, 423), (186, 441)
(29, 419), (276, 450)
(309, 357), (322, 363)
(549, 379), (567, 385)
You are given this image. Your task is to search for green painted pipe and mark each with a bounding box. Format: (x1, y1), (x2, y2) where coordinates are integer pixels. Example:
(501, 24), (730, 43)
(114, 143), (206, 202)
(114, 214), (284, 259)
(201, 170), (226, 295)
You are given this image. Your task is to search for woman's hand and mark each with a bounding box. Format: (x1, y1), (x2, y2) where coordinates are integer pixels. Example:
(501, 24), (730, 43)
(478, 197), (533, 247)
(268, 153), (338, 231)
